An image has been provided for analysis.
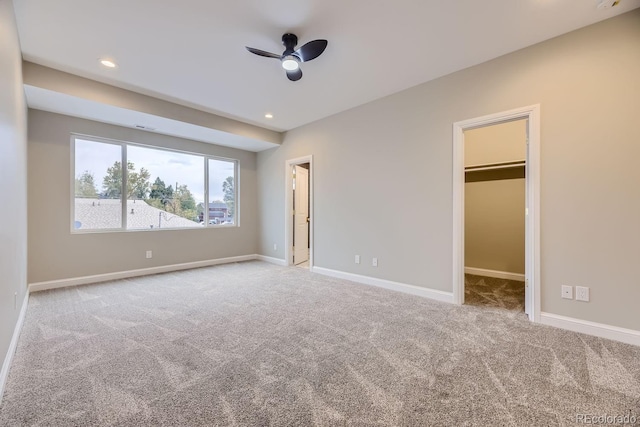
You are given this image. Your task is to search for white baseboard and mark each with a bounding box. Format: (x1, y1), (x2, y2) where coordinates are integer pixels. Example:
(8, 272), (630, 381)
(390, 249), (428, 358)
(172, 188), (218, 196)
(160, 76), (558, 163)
(540, 312), (640, 347)
(256, 255), (288, 266)
(28, 254), (257, 293)
(0, 291), (29, 405)
(464, 267), (525, 282)
(312, 267), (454, 304)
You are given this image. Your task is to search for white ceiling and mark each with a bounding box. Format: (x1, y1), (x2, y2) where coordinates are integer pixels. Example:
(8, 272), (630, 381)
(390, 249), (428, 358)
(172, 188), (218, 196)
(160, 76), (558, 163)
(14, 0), (640, 133)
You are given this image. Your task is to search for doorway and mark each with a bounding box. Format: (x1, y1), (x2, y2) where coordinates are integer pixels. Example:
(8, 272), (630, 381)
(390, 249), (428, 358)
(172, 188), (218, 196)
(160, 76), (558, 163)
(453, 105), (540, 322)
(285, 156), (313, 270)
(464, 119), (527, 312)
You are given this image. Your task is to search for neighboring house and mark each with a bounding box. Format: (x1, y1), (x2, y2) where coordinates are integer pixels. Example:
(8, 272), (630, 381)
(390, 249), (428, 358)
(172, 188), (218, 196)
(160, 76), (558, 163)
(74, 198), (201, 230)
(201, 202), (228, 223)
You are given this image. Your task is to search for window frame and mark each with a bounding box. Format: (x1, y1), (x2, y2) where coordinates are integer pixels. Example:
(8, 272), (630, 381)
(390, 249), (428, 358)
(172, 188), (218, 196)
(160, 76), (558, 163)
(70, 133), (239, 234)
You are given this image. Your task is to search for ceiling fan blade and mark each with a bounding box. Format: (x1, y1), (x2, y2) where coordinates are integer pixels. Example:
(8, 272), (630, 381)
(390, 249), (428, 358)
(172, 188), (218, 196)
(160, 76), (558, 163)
(295, 40), (328, 62)
(286, 68), (303, 81)
(245, 46), (281, 59)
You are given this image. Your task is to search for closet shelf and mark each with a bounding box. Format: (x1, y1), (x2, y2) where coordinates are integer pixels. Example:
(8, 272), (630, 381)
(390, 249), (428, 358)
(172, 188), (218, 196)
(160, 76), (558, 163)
(465, 160), (525, 173)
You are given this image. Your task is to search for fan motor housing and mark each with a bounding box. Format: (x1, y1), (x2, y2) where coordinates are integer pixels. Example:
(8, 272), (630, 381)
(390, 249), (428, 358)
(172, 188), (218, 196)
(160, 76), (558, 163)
(282, 33), (298, 53)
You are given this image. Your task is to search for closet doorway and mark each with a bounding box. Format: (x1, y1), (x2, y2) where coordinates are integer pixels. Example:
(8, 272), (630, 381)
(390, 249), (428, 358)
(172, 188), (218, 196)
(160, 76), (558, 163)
(464, 120), (526, 312)
(452, 105), (540, 322)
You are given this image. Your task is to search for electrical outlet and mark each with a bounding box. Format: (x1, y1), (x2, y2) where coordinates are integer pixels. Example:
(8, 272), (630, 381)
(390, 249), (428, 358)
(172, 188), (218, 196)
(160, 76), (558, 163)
(146, 250), (152, 259)
(372, 257), (378, 267)
(576, 286), (590, 302)
(355, 255), (360, 264)
(561, 285), (573, 299)
(273, 243), (277, 251)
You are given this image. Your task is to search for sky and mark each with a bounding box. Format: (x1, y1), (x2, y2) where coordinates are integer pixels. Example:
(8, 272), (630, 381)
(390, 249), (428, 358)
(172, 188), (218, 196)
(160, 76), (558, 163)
(75, 139), (234, 203)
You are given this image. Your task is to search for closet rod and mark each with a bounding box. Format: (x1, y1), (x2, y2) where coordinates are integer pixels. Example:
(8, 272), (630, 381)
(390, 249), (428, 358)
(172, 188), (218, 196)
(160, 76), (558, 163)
(465, 160), (525, 173)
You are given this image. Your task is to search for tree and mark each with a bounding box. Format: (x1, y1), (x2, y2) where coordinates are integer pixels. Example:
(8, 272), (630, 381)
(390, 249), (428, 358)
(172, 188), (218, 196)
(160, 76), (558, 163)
(146, 181), (198, 222)
(222, 176), (235, 218)
(175, 185), (196, 211)
(102, 161), (123, 198)
(75, 170), (98, 198)
(102, 161), (151, 199)
(149, 178), (173, 205)
(175, 184), (197, 221)
(129, 167), (151, 199)
(196, 202), (205, 216)
(196, 202), (205, 222)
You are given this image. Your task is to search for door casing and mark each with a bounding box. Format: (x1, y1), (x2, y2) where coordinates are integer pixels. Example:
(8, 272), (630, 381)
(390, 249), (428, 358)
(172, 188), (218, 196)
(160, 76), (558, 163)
(285, 155), (313, 270)
(452, 105), (541, 321)
(293, 165), (310, 265)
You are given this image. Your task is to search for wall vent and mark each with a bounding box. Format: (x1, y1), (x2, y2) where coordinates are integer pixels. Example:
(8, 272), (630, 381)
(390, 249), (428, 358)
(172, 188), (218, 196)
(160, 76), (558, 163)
(133, 124), (156, 131)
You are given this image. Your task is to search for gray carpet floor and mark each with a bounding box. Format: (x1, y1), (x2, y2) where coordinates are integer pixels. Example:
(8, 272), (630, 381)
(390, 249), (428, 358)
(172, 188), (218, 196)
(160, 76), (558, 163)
(465, 274), (525, 311)
(1, 261), (639, 426)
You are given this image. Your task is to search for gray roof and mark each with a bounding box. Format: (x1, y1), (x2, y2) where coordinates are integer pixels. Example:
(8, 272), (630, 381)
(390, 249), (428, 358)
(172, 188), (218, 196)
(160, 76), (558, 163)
(75, 198), (201, 230)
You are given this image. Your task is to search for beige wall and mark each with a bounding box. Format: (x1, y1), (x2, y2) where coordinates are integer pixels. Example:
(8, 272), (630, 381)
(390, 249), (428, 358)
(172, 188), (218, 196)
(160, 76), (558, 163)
(257, 10), (640, 330)
(465, 179), (525, 274)
(28, 110), (259, 283)
(464, 121), (526, 275)
(0, 0), (28, 383)
(465, 120), (526, 167)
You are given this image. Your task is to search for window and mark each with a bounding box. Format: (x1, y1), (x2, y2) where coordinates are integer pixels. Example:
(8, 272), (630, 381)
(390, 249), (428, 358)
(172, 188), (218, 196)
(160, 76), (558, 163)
(74, 139), (123, 230)
(127, 145), (204, 230)
(72, 136), (238, 232)
(208, 158), (236, 225)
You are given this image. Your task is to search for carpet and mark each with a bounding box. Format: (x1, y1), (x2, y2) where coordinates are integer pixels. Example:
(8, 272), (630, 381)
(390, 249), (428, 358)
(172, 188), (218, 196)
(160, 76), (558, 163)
(1, 261), (639, 426)
(465, 274), (525, 311)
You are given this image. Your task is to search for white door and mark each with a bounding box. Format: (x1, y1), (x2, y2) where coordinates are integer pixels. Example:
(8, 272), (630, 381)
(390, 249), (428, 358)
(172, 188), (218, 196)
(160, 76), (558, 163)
(293, 165), (309, 265)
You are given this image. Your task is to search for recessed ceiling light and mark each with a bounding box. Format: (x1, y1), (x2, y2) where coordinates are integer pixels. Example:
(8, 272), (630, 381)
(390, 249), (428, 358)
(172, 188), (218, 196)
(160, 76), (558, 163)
(265, 113), (274, 119)
(100, 59), (117, 68)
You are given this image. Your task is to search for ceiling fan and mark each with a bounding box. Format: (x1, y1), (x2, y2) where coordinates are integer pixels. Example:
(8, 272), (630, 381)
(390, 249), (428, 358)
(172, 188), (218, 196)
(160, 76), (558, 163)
(246, 33), (328, 81)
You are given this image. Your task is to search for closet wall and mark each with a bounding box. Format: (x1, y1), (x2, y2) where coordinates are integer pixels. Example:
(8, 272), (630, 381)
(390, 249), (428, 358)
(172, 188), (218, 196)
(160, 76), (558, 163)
(464, 120), (526, 275)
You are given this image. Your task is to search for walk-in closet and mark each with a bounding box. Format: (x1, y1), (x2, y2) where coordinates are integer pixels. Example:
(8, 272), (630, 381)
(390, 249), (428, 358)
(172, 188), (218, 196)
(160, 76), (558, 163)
(464, 119), (527, 311)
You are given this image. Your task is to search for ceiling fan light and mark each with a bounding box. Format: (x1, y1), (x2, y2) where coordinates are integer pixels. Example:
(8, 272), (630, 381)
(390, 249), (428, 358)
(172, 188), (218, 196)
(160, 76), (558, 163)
(281, 56), (299, 71)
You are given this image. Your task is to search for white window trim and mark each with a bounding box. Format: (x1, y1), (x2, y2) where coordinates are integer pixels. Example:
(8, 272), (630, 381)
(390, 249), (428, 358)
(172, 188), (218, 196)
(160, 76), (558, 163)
(70, 133), (239, 233)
